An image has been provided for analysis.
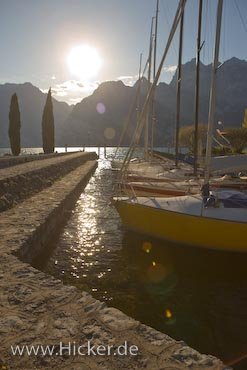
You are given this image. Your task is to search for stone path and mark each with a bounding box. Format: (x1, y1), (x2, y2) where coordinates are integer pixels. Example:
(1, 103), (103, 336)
(0, 152), (69, 169)
(0, 152), (97, 212)
(0, 152), (93, 180)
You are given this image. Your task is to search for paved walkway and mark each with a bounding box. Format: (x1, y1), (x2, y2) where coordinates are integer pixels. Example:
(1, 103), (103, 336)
(0, 152), (70, 169)
(0, 152), (92, 180)
(0, 152), (97, 212)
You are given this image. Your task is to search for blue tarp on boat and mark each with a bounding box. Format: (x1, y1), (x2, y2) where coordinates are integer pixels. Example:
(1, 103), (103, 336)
(217, 190), (247, 208)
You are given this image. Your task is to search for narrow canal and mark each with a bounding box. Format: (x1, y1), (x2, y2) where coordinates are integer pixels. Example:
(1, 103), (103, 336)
(36, 149), (247, 370)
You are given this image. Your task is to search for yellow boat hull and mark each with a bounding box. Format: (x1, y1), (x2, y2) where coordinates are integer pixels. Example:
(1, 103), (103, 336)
(114, 200), (247, 252)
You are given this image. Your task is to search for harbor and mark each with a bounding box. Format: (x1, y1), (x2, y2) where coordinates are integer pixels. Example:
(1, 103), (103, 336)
(0, 150), (225, 370)
(37, 148), (247, 369)
(1, 0), (247, 369)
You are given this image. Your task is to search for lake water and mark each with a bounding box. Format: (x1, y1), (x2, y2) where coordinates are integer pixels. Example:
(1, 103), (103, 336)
(0, 146), (100, 156)
(0, 145), (184, 157)
(4, 147), (246, 369)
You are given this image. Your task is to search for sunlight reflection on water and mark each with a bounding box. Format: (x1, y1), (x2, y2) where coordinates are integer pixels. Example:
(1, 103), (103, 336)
(43, 149), (123, 299)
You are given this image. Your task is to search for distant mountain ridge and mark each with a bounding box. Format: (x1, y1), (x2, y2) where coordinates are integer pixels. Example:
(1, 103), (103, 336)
(0, 57), (247, 147)
(63, 57), (247, 146)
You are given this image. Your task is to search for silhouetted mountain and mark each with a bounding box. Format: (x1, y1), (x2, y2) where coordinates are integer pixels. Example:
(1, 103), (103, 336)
(63, 57), (247, 146)
(170, 57), (247, 127)
(0, 83), (72, 147)
(1, 57), (247, 148)
(62, 77), (174, 146)
(62, 80), (135, 146)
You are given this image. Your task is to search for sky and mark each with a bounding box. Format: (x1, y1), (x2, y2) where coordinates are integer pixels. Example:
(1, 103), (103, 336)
(0, 0), (247, 105)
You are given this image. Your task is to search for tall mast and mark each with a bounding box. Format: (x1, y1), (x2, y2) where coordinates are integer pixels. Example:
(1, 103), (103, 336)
(153, 0), (159, 78)
(144, 17), (155, 160)
(138, 53), (143, 80)
(136, 52), (143, 123)
(113, 53), (143, 160)
(175, 9), (184, 167)
(204, 0), (224, 184)
(193, 0), (203, 176)
(120, 0), (187, 177)
(151, 0), (159, 158)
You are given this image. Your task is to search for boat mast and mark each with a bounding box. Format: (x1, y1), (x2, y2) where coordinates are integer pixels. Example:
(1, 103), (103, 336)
(120, 0), (187, 178)
(175, 8), (184, 167)
(113, 53), (143, 160)
(144, 17), (155, 161)
(136, 52), (143, 124)
(193, 0), (203, 176)
(204, 0), (224, 184)
(153, 0), (159, 81)
(151, 0), (159, 158)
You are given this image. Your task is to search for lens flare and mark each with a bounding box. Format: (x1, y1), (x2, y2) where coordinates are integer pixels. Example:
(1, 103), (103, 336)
(142, 241), (152, 253)
(147, 262), (168, 283)
(104, 127), (116, 140)
(96, 102), (106, 114)
(164, 308), (172, 319)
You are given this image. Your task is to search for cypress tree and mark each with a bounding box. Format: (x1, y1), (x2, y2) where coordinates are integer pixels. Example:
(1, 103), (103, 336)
(8, 93), (21, 156)
(42, 88), (55, 154)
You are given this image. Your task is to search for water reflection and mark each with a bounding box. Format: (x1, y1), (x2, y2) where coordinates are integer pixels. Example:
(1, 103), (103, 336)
(39, 151), (247, 369)
(121, 232), (247, 368)
(42, 155), (122, 303)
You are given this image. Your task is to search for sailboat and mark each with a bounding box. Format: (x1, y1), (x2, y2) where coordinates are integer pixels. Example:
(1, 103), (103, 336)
(114, 191), (247, 252)
(113, 0), (247, 253)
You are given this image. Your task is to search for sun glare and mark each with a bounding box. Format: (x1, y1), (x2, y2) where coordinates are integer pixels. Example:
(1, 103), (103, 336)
(67, 44), (102, 81)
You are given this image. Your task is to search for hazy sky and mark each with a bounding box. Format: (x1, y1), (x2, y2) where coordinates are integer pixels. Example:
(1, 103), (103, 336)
(1, 0), (247, 104)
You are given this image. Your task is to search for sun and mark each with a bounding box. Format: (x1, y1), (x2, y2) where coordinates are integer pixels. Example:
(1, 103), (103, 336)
(67, 44), (102, 81)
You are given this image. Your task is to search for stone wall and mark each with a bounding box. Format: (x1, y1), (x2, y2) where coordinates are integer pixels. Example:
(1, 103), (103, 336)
(0, 152), (71, 169)
(0, 152), (97, 212)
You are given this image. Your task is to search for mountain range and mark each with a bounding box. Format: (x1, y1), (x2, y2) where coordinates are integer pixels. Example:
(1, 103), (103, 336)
(0, 57), (247, 148)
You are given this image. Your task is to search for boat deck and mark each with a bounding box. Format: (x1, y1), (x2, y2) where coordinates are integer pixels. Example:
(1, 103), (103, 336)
(116, 194), (247, 223)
